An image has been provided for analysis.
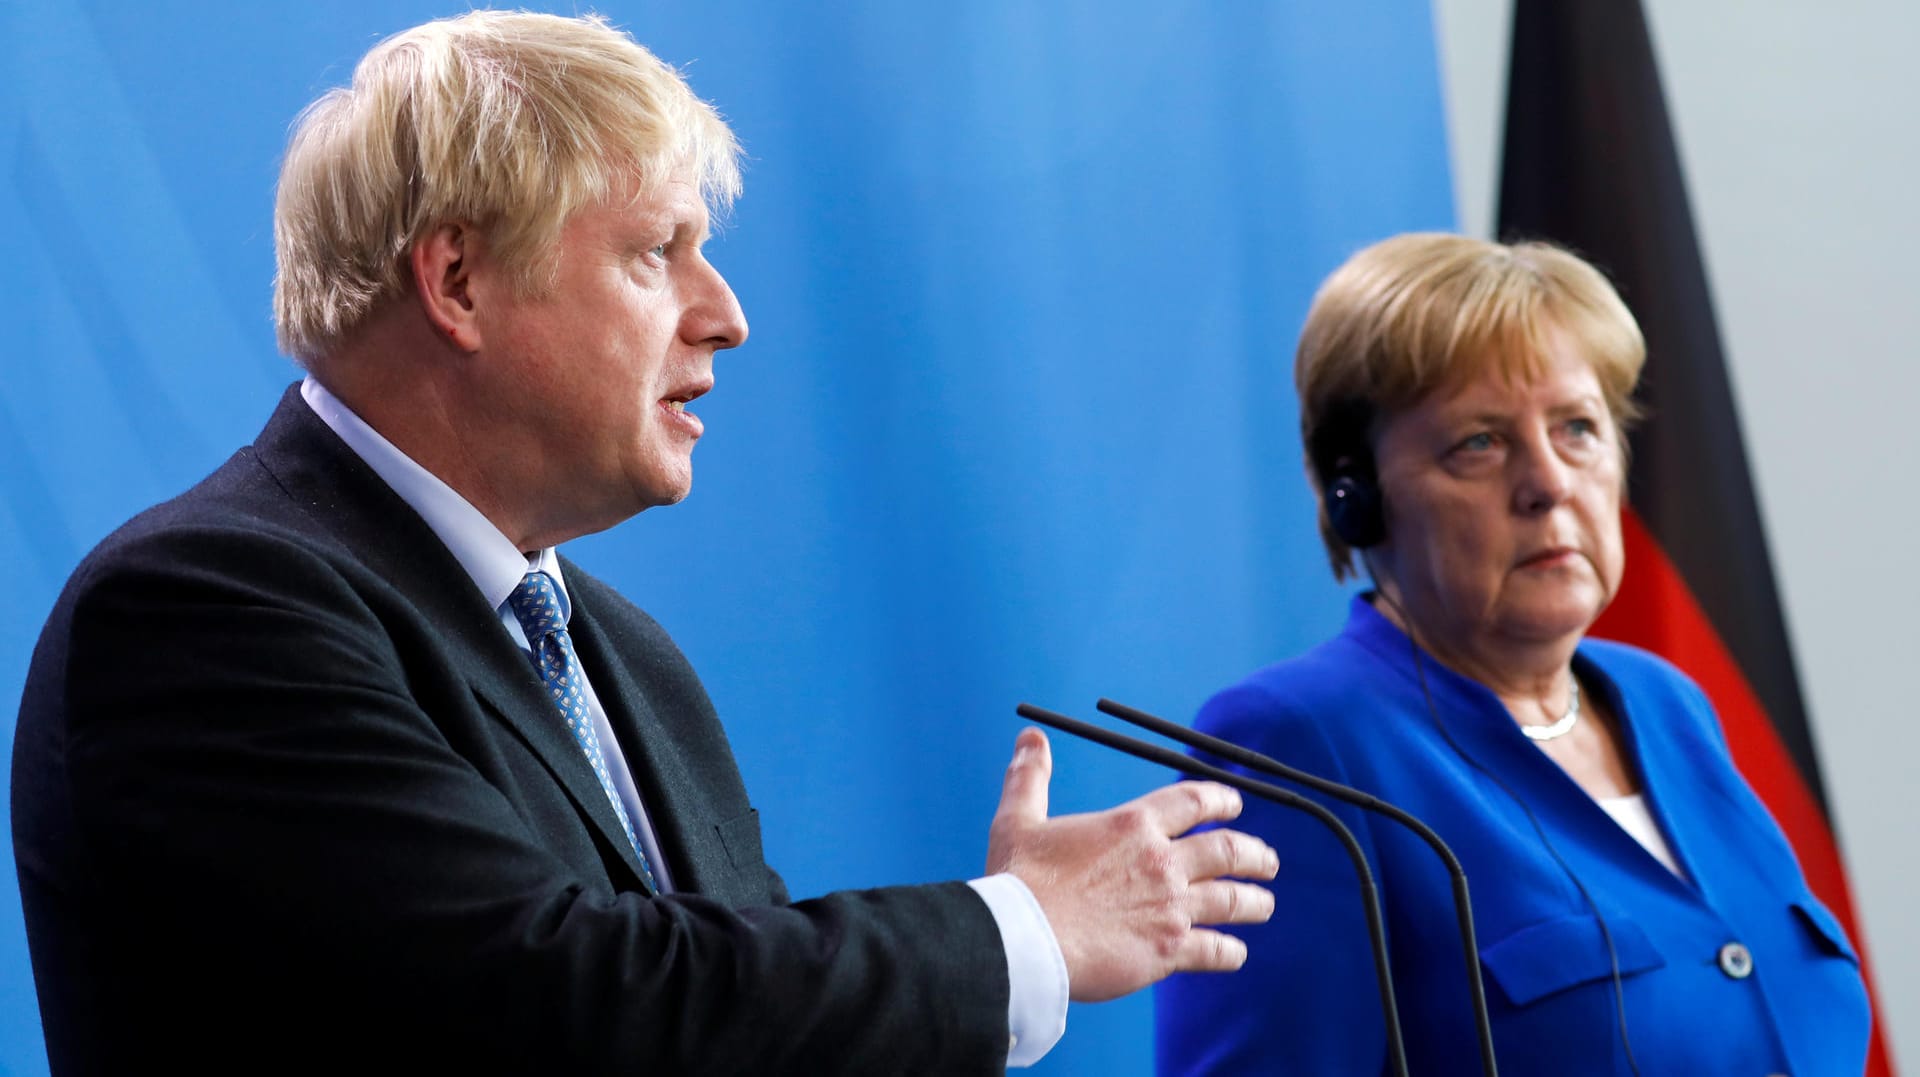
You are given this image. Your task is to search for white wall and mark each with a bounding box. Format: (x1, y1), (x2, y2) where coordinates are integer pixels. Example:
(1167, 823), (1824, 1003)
(1433, 0), (1919, 1064)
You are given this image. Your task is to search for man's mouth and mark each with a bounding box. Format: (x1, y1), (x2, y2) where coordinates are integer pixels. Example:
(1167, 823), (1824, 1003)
(661, 381), (713, 433)
(664, 384), (710, 410)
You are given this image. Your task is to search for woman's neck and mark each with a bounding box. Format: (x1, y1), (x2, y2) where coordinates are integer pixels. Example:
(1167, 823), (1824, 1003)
(1367, 587), (1581, 727)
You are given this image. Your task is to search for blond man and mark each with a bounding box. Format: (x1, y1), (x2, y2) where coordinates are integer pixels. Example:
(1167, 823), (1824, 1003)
(13, 13), (1276, 1074)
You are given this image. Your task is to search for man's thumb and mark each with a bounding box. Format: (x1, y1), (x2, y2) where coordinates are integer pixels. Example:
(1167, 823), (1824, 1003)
(995, 727), (1052, 827)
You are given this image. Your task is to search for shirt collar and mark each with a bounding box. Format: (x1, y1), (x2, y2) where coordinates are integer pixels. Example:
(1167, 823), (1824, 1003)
(299, 376), (571, 620)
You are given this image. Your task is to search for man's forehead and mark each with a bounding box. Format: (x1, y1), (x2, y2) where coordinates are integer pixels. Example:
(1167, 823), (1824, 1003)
(605, 174), (711, 233)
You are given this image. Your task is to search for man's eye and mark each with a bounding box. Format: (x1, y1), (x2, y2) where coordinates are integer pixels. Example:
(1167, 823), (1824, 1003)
(648, 243), (669, 259)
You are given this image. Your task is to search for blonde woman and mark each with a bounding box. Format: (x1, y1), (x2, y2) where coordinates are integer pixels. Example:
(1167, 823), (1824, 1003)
(1157, 234), (1869, 1075)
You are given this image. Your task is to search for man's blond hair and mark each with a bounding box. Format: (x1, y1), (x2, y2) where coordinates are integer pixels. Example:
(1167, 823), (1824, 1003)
(272, 10), (741, 362)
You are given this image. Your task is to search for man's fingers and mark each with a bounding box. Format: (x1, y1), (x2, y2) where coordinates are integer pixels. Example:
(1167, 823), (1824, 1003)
(1184, 879), (1276, 927)
(992, 727), (1053, 830)
(1172, 828), (1279, 883)
(1174, 927), (1250, 974)
(1135, 780), (1243, 837)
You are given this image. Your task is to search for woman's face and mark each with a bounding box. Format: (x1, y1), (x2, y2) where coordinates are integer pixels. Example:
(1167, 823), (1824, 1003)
(1370, 332), (1625, 655)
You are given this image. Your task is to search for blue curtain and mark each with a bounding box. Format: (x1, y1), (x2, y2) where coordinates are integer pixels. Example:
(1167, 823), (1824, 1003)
(0, 2), (1453, 1072)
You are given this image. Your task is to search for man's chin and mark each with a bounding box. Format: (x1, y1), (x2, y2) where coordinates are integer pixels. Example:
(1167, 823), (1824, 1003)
(639, 469), (694, 510)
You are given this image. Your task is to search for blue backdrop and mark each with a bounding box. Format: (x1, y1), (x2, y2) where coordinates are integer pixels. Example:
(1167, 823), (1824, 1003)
(0, 3), (1454, 1073)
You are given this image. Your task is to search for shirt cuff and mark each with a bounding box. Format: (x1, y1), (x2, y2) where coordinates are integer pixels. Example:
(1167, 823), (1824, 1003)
(967, 873), (1068, 1068)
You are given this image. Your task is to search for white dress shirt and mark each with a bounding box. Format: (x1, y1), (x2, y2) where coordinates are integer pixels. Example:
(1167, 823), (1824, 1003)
(299, 377), (1066, 1065)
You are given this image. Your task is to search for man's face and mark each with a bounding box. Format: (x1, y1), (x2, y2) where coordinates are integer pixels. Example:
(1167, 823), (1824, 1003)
(471, 177), (748, 544)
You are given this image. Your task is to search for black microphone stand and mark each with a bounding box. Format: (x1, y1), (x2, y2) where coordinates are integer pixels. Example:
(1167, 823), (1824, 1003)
(1096, 697), (1499, 1077)
(1014, 702), (1411, 1077)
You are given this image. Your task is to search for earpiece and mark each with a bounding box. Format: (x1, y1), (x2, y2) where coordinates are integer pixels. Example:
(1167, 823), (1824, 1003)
(1326, 467), (1386, 549)
(1310, 399), (1387, 549)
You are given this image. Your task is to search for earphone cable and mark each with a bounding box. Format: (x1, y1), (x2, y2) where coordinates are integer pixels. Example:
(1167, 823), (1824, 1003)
(1368, 575), (1642, 1076)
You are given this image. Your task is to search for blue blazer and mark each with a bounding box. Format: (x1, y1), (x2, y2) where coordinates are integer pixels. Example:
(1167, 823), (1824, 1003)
(1157, 596), (1868, 1075)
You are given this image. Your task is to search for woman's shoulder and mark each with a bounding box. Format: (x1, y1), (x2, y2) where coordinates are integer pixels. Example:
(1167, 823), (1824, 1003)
(1195, 631), (1410, 757)
(1578, 636), (1685, 680)
(1577, 638), (1713, 708)
(1576, 637), (1726, 749)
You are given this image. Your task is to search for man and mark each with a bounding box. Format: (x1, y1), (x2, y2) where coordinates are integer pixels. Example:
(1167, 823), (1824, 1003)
(11, 11), (1276, 1075)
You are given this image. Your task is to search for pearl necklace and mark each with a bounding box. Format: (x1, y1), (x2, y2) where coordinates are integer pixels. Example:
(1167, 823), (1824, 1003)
(1521, 679), (1581, 741)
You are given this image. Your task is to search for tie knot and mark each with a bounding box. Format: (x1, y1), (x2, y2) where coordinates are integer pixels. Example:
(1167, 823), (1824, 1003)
(506, 571), (567, 642)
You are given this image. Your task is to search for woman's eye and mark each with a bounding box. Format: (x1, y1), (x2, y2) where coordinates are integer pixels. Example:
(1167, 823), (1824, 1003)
(1456, 432), (1496, 453)
(1565, 417), (1600, 439)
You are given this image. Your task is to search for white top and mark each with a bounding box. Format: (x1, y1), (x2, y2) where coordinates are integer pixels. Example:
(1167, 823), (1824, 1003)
(1598, 792), (1687, 879)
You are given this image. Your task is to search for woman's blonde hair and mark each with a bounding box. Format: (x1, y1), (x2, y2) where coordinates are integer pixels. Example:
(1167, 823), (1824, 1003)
(1295, 232), (1647, 580)
(272, 11), (741, 362)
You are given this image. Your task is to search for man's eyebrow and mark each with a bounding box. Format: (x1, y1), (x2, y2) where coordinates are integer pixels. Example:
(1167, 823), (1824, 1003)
(646, 214), (707, 245)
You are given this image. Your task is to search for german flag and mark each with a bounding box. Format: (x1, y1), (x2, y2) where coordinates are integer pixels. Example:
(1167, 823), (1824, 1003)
(1496, 1), (1891, 1072)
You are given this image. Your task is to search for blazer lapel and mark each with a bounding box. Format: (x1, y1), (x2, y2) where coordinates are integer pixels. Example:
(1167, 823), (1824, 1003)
(1592, 665), (1707, 892)
(1436, 653), (1698, 896)
(247, 385), (654, 890)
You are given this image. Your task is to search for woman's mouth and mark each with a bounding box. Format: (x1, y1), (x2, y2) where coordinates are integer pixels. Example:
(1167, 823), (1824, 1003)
(1518, 547), (1577, 569)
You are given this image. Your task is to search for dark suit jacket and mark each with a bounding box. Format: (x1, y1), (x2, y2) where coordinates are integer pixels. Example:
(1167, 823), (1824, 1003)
(13, 387), (1009, 1075)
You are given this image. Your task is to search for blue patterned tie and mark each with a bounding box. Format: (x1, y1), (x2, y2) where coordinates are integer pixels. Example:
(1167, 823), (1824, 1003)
(506, 571), (657, 891)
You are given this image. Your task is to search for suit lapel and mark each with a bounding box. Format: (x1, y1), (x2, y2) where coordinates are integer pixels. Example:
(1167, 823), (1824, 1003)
(465, 652), (657, 890)
(565, 598), (722, 894)
(247, 386), (654, 889)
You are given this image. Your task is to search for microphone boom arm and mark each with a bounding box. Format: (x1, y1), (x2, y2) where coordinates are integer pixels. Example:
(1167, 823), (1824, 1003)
(1014, 702), (1411, 1077)
(1096, 697), (1499, 1077)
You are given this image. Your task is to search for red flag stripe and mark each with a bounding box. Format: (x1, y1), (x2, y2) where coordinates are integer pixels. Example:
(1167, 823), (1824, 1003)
(1592, 508), (1890, 1076)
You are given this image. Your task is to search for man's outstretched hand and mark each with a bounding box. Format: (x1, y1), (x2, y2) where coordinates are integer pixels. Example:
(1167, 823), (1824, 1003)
(986, 727), (1280, 1002)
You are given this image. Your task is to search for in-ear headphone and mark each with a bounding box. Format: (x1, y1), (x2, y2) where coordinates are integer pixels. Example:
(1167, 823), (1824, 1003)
(1308, 398), (1387, 549)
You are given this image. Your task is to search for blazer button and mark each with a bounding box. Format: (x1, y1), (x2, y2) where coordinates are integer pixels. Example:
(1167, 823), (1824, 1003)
(1717, 941), (1754, 979)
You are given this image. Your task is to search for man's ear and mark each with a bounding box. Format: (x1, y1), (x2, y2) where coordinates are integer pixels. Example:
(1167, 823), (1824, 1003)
(409, 222), (485, 351)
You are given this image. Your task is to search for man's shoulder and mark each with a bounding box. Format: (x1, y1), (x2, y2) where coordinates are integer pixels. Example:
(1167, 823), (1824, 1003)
(41, 404), (463, 683)
(68, 444), (349, 599)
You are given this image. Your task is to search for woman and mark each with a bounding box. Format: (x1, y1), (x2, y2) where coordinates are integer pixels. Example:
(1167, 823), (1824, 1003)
(1156, 234), (1869, 1074)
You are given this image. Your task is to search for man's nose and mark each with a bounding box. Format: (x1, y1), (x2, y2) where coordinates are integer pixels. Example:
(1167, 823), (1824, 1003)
(687, 260), (749, 351)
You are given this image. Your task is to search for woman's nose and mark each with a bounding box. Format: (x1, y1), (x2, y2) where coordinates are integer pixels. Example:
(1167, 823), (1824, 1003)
(1512, 433), (1573, 515)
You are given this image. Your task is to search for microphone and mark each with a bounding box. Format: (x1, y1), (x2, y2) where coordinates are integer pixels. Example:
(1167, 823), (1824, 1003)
(1014, 702), (1411, 1077)
(1096, 697), (1499, 1077)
